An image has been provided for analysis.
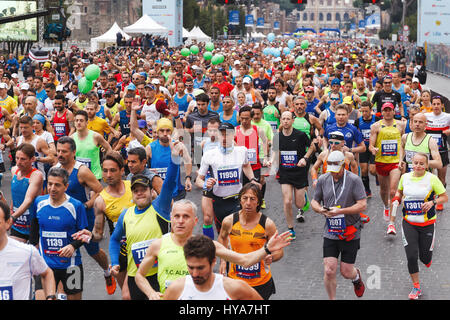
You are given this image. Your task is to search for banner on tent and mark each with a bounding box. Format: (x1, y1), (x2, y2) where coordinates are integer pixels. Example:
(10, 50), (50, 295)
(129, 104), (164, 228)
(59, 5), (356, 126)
(229, 10), (240, 25)
(274, 21), (280, 30)
(257, 17), (264, 28)
(245, 14), (254, 27)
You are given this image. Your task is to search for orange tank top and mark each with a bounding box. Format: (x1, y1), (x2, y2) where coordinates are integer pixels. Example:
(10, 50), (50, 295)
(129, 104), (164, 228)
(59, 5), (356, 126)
(228, 212), (272, 287)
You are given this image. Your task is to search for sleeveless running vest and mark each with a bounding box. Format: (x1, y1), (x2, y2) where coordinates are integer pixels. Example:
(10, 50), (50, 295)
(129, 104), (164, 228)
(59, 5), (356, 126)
(404, 133), (431, 172)
(11, 168), (38, 235)
(99, 180), (133, 224)
(178, 274), (232, 300)
(123, 205), (163, 277)
(157, 233), (189, 293)
(235, 125), (261, 171)
(119, 110), (131, 136)
(293, 114), (312, 138)
(228, 212), (271, 287)
(263, 104), (279, 131)
(52, 110), (70, 141)
(73, 130), (102, 179)
(375, 120), (401, 163)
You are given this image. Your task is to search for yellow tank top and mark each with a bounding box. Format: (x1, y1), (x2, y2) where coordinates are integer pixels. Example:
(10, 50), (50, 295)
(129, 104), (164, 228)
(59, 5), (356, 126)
(375, 119), (401, 163)
(228, 212), (272, 287)
(123, 205), (163, 277)
(100, 180), (133, 223)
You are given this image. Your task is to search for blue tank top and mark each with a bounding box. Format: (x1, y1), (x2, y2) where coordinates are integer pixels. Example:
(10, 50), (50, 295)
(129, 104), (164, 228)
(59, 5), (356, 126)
(219, 110), (239, 127)
(96, 105), (106, 119)
(174, 93), (189, 115)
(208, 101), (223, 113)
(324, 108), (336, 130)
(357, 115), (376, 146)
(119, 110), (131, 136)
(150, 140), (183, 198)
(11, 168), (38, 235)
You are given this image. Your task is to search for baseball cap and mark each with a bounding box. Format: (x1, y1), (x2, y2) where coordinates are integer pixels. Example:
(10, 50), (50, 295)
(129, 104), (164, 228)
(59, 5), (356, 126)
(218, 122), (235, 131)
(243, 77), (252, 84)
(326, 151), (345, 173)
(131, 174), (152, 190)
(156, 100), (170, 117)
(20, 83), (30, 90)
(127, 83), (136, 91)
(193, 89), (205, 97)
(138, 119), (147, 129)
(151, 78), (160, 85)
(328, 131), (345, 142)
(308, 67), (315, 73)
(0, 83), (7, 89)
(381, 102), (394, 110)
(156, 117), (174, 131)
(43, 62), (51, 68)
(412, 77), (420, 83)
(234, 60), (241, 65)
(331, 78), (341, 86)
(11, 73), (18, 79)
(104, 89), (114, 96)
(144, 83), (156, 90)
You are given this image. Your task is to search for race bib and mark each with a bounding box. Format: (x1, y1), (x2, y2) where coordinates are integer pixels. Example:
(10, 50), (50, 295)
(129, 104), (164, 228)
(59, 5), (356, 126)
(326, 214), (346, 235)
(381, 140), (398, 156)
(42, 231), (68, 256)
(0, 281), (13, 300)
(280, 151), (298, 167)
(131, 239), (157, 268)
(152, 167), (167, 180)
(217, 168), (240, 186)
(268, 121), (278, 131)
(54, 123), (66, 136)
(361, 129), (371, 143)
(76, 157), (91, 169)
(247, 148), (257, 165)
(12, 207), (29, 229)
(430, 133), (443, 149)
(235, 262), (261, 279)
(404, 200), (424, 216)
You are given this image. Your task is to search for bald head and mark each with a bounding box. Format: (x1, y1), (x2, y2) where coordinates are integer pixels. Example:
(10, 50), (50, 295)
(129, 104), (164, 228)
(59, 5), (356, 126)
(412, 112), (427, 132)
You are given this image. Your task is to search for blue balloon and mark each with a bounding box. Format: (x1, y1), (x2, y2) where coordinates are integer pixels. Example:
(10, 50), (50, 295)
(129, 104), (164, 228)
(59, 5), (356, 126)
(288, 39), (296, 49)
(283, 47), (290, 55)
(267, 32), (275, 42)
(273, 48), (281, 57)
(263, 48), (270, 56)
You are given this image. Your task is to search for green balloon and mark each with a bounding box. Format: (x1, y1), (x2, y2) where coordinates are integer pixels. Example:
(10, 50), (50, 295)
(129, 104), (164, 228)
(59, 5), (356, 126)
(79, 77), (93, 94)
(218, 54), (224, 64)
(181, 48), (190, 57)
(296, 55), (306, 64)
(211, 55), (220, 65)
(190, 45), (199, 55)
(205, 42), (214, 52)
(84, 64), (100, 81)
(301, 40), (309, 49)
(203, 52), (213, 61)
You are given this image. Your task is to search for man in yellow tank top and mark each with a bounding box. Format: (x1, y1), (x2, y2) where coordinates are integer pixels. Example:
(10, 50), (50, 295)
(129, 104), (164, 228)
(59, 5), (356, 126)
(369, 102), (406, 235)
(133, 199), (291, 300)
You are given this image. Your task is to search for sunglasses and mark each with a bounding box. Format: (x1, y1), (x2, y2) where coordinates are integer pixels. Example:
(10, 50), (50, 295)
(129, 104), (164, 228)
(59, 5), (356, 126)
(327, 161), (343, 166)
(329, 141), (342, 145)
(384, 81), (392, 84)
(305, 91), (313, 93)
(331, 97), (340, 101)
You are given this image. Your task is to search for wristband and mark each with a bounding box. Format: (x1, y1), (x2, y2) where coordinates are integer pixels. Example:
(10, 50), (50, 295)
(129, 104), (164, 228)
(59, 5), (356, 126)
(185, 175), (192, 180)
(391, 196), (401, 204)
(46, 295), (57, 300)
(264, 242), (272, 255)
(251, 177), (258, 183)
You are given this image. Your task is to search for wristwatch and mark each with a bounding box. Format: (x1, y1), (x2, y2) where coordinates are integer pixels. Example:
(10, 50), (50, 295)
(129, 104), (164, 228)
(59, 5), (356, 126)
(264, 242), (272, 255)
(185, 175), (192, 180)
(46, 295), (57, 300)
(433, 199), (437, 206)
(251, 177), (258, 183)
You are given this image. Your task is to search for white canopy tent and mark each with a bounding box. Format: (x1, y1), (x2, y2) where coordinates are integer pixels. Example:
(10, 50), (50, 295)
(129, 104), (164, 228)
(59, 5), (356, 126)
(188, 26), (211, 43)
(123, 14), (168, 35)
(90, 22), (130, 52)
(183, 27), (192, 38)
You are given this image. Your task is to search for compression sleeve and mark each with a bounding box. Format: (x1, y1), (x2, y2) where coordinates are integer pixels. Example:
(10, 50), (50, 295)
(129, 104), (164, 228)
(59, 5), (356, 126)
(152, 156), (181, 222)
(109, 209), (127, 267)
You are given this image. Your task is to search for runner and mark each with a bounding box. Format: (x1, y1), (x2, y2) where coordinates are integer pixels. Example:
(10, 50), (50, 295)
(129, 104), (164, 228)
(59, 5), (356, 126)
(424, 95), (450, 211)
(311, 150), (367, 300)
(0, 200), (56, 300)
(51, 94), (74, 142)
(369, 102), (406, 235)
(391, 152), (448, 299)
(29, 167), (88, 300)
(163, 235), (263, 300)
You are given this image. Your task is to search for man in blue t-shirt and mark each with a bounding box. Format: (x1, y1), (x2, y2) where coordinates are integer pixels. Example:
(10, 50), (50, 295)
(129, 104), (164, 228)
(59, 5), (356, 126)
(30, 167), (88, 300)
(324, 104), (366, 154)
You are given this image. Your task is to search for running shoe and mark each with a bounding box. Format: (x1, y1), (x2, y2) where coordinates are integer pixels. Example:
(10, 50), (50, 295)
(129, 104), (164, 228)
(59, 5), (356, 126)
(296, 209), (305, 223)
(360, 213), (370, 224)
(352, 268), (365, 298)
(387, 223), (396, 235)
(383, 208), (390, 222)
(105, 273), (116, 295)
(408, 287), (422, 300)
(261, 199), (266, 209)
(436, 204), (444, 211)
(302, 193), (310, 212)
(288, 229), (296, 240)
(365, 190), (372, 198)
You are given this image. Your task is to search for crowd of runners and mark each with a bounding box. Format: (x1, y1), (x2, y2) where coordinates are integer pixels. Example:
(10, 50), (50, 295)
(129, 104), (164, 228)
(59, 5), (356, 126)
(0, 36), (449, 301)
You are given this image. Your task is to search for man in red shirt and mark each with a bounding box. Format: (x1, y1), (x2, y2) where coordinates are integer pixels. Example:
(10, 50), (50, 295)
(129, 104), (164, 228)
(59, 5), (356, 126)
(214, 70), (234, 97)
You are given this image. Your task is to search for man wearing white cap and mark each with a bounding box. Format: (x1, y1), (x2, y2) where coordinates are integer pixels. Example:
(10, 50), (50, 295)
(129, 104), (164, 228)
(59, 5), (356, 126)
(311, 150), (367, 300)
(242, 76), (264, 105)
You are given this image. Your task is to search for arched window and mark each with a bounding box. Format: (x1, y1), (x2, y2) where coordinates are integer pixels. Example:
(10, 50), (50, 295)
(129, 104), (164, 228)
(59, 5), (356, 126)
(303, 13), (308, 21)
(327, 13), (332, 21)
(310, 13), (315, 21)
(344, 12), (349, 20)
(319, 13), (324, 21)
(336, 13), (341, 21)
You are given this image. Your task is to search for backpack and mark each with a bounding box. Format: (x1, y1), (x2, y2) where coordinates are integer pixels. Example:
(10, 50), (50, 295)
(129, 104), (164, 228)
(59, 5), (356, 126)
(417, 66), (427, 85)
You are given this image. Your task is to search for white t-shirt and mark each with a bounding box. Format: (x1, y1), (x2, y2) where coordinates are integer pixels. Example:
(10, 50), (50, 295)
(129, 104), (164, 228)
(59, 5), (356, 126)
(0, 237), (48, 300)
(43, 98), (55, 118)
(37, 131), (55, 147)
(178, 274), (232, 300)
(198, 146), (248, 197)
(141, 101), (161, 124)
